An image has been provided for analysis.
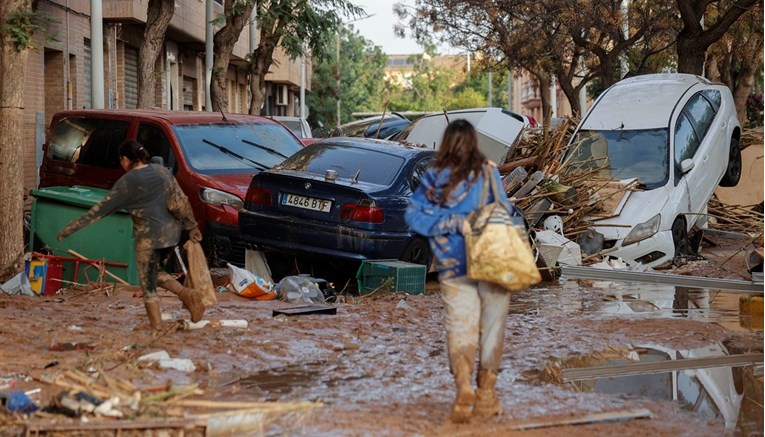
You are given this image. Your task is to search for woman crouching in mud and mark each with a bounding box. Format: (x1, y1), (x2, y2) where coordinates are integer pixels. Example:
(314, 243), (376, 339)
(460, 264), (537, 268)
(406, 119), (515, 423)
(57, 139), (205, 330)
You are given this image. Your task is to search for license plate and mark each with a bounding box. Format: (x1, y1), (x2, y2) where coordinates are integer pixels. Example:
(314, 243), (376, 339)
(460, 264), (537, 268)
(282, 193), (332, 212)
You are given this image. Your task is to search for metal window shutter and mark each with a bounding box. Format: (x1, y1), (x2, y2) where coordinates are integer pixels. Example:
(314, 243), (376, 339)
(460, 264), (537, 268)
(124, 46), (139, 109)
(184, 77), (193, 108)
(83, 40), (91, 109)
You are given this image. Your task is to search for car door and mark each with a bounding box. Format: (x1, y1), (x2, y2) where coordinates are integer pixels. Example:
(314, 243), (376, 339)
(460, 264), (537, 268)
(673, 92), (719, 215)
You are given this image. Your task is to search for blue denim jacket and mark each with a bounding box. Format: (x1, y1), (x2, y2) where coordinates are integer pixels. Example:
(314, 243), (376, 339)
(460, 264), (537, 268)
(405, 164), (513, 280)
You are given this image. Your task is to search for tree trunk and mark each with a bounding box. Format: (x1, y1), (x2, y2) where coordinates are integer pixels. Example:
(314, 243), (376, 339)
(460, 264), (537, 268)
(557, 75), (581, 117)
(0, 0), (32, 282)
(248, 45), (276, 115)
(211, 0), (254, 112)
(675, 0), (759, 75)
(137, 0), (174, 108)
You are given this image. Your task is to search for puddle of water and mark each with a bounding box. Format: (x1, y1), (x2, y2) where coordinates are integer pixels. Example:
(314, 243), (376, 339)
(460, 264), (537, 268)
(237, 361), (327, 397)
(524, 278), (763, 332)
(550, 344), (762, 432)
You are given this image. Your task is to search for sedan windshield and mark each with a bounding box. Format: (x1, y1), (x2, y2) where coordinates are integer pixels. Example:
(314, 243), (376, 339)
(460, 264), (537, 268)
(174, 123), (303, 174)
(278, 143), (405, 186)
(566, 129), (669, 189)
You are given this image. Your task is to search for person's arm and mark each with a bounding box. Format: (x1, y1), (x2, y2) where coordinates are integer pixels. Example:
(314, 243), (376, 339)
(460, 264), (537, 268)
(405, 172), (465, 237)
(158, 166), (201, 241)
(57, 178), (130, 240)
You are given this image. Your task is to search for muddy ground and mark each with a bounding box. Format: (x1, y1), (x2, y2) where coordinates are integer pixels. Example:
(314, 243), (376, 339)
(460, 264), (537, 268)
(0, 232), (762, 436)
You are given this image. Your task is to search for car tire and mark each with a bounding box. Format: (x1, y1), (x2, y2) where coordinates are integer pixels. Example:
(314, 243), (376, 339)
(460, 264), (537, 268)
(671, 217), (691, 257)
(719, 137), (742, 187)
(401, 238), (431, 267)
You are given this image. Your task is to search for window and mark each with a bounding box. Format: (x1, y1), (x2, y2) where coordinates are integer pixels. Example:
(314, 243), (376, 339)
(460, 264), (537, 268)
(674, 113), (700, 167)
(410, 156), (434, 191)
(702, 89), (721, 109)
(49, 117), (129, 168)
(137, 124), (176, 170)
(684, 93), (717, 143)
(280, 144), (405, 186)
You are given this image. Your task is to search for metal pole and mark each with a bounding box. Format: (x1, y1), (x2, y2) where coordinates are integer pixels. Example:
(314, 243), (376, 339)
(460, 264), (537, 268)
(205, 0), (214, 111)
(336, 32), (341, 128)
(300, 54), (306, 119)
(90, 0), (104, 109)
(507, 70), (513, 111)
(487, 71), (493, 107)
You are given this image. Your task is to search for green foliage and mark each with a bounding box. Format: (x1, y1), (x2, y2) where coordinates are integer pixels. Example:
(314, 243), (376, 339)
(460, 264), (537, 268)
(3, 10), (55, 52)
(386, 55), (455, 112)
(307, 27), (387, 129)
(447, 88), (486, 110)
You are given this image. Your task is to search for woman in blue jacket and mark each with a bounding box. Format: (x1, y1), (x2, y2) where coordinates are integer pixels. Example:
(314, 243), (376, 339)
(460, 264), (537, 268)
(406, 119), (514, 423)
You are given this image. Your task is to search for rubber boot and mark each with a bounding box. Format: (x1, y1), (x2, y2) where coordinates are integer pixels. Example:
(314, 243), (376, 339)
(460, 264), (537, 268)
(157, 272), (205, 323)
(474, 369), (502, 419)
(450, 353), (476, 423)
(144, 298), (162, 330)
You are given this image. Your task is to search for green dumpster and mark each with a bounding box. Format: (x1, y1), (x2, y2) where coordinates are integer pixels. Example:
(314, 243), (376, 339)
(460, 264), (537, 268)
(28, 186), (139, 286)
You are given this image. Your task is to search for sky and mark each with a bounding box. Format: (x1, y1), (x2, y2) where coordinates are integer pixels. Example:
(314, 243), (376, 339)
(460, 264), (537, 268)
(347, 1), (437, 55)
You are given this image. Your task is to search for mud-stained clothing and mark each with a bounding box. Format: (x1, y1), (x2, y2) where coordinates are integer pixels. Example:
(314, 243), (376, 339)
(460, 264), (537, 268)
(405, 164), (513, 280)
(60, 164), (196, 299)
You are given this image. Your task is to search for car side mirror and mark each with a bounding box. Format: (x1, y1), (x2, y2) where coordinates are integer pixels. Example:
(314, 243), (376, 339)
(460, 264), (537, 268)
(680, 159), (695, 175)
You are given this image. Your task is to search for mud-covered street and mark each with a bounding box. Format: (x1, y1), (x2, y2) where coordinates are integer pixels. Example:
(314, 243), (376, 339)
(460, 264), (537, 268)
(0, 233), (762, 436)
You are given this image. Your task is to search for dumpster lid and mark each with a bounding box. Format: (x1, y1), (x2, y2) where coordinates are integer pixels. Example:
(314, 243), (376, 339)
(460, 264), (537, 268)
(30, 186), (112, 209)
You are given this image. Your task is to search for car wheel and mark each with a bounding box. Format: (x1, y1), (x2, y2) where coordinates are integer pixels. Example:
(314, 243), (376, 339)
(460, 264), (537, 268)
(720, 137), (742, 187)
(401, 238), (431, 266)
(671, 217), (691, 257)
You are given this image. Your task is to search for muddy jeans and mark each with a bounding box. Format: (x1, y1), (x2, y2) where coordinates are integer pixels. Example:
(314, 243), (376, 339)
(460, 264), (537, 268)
(441, 276), (512, 372)
(136, 246), (175, 302)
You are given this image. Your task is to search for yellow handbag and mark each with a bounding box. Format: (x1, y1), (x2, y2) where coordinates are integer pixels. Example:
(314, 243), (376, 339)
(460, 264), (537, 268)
(464, 167), (541, 291)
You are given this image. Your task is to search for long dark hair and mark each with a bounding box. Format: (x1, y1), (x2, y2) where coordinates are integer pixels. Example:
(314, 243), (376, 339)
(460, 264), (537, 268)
(428, 119), (486, 205)
(118, 139), (150, 169)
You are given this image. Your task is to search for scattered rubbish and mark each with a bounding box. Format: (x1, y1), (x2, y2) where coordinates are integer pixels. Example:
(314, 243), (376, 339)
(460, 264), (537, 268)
(536, 230), (582, 267)
(227, 263), (277, 300)
(275, 275), (326, 304)
(48, 342), (96, 351)
(67, 324), (83, 331)
(44, 360), (60, 369)
(1, 390), (38, 413)
(158, 358), (196, 373)
(395, 299), (411, 310)
(0, 271), (34, 296)
(272, 305), (338, 317)
(182, 319), (249, 330)
(138, 350), (171, 362)
(511, 408), (652, 431)
(244, 249), (274, 284)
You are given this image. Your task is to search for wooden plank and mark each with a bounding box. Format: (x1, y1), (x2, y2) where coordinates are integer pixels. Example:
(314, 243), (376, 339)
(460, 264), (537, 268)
(171, 399), (322, 410)
(25, 418), (207, 432)
(511, 408), (653, 430)
(564, 353), (764, 381)
(272, 305), (337, 317)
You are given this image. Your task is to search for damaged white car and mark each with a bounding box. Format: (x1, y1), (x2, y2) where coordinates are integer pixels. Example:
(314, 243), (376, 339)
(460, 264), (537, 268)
(566, 73), (741, 267)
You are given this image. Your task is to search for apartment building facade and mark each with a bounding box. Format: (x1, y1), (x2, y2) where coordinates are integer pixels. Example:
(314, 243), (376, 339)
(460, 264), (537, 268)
(22, 0), (310, 197)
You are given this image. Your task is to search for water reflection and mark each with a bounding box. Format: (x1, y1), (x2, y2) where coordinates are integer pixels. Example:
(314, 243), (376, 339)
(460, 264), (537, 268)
(552, 343), (753, 430)
(549, 277), (762, 332)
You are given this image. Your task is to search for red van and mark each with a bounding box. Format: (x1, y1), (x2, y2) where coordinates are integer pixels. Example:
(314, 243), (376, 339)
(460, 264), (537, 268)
(39, 109), (305, 265)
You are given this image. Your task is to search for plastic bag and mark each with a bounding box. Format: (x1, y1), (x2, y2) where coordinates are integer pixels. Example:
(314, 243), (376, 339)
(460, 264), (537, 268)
(274, 276), (326, 304)
(183, 240), (217, 308)
(227, 263), (277, 300)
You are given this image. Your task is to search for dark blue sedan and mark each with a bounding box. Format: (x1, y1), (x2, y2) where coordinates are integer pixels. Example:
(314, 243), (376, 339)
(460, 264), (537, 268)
(239, 138), (436, 267)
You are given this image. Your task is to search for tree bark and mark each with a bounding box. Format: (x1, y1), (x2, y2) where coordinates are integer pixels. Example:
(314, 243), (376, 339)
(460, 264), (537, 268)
(248, 43), (276, 115)
(211, 0), (255, 112)
(0, 0), (32, 282)
(137, 0), (174, 109)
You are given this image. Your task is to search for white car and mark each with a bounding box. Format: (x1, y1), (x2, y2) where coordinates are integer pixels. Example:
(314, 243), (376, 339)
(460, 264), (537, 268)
(566, 73), (741, 267)
(271, 116), (312, 138)
(392, 107), (526, 164)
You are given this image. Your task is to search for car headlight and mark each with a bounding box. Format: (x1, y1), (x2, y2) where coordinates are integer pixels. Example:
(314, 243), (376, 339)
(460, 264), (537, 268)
(622, 214), (661, 246)
(199, 187), (244, 211)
